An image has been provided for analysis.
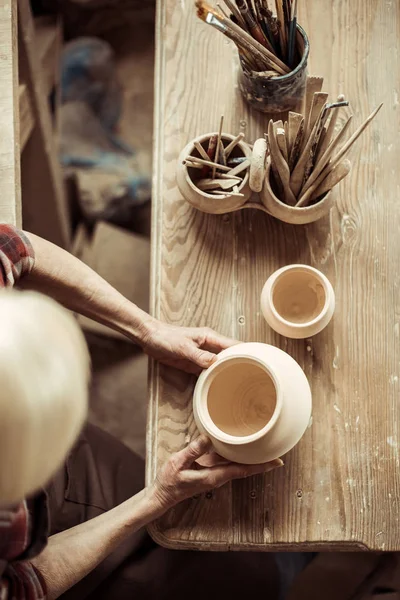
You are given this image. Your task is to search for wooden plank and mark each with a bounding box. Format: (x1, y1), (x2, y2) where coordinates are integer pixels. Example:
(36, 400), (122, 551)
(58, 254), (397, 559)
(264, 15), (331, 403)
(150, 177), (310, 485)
(147, 0), (400, 551)
(18, 0), (70, 248)
(0, 1), (21, 226)
(34, 15), (62, 97)
(19, 84), (34, 150)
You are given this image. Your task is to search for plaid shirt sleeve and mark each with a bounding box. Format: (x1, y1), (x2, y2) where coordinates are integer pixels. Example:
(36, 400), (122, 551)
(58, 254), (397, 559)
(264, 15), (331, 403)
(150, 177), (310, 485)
(0, 224), (35, 288)
(0, 501), (47, 600)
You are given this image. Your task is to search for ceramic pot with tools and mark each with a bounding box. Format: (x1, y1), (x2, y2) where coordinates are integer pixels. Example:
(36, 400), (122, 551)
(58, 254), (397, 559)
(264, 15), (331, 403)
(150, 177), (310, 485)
(260, 161), (335, 224)
(193, 342), (312, 464)
(261, 264), (335, 338)
(177, 133), (252, 214)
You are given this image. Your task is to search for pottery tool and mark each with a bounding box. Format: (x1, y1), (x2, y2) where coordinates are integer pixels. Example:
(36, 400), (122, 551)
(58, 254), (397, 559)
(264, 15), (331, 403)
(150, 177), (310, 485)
(315, 94), (346, 161)
(288, 113), (304, 170)
(296, 103), (383, 206)
(288, 111), (303, 157)
(308, 159), (351, 202)
(304, 92), (329, 142)
(268, 119), (296, 205)
(297, 114), (354, 199)
(184, 156), (232, 172)
(276, 127), (288, 162)
(249, 137), (267, 192)
(227, 156), (247, 166)
(201, 134), (218, 176)
(197, 177), (242, 190)
(194, 140), (212, 162)
(211, 189), (244, 196)
(301, 76), (324, 121)
(213, 115), (225, 177)
(227, 158), (251, 176)
(225, 132), (245, 156)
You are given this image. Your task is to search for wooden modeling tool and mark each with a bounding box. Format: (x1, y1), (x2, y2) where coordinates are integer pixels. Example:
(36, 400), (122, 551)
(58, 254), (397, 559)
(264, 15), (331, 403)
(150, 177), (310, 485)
(268, 119), (296, 205)
(308, 159), (351, 202)
(249, 137), (267, 192)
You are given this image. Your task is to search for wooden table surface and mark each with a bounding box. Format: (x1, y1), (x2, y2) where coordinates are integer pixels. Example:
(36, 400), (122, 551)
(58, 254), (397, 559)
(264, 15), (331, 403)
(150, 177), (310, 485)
(147, 0), (400, 551)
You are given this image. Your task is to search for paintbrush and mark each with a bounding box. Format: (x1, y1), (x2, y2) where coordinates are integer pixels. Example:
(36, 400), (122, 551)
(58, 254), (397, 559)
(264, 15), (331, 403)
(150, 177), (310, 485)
(195, 1), (290, 73)
(287, 0), (297, 68)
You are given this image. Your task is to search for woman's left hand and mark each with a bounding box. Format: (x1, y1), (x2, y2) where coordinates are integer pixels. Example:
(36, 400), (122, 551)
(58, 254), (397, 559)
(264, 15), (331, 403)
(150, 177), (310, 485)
(140, 321), (237, 374)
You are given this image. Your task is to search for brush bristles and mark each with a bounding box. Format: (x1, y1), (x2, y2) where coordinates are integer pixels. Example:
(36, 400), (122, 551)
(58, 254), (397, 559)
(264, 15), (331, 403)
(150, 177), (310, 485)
(195, 0), (224, 21)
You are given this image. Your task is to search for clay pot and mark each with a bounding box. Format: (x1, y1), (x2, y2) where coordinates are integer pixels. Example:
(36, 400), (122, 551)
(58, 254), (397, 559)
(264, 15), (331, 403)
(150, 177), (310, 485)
(193, 342), (311, 464)
(260, 162), (335, 224)
(176, 133), (252, 214)
(260, 264), (335, 339)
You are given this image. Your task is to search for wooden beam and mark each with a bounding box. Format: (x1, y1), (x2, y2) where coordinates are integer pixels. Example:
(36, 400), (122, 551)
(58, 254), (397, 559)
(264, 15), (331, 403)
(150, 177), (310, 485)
(0, 1), (21, 226)
(18, 0), (70, 248)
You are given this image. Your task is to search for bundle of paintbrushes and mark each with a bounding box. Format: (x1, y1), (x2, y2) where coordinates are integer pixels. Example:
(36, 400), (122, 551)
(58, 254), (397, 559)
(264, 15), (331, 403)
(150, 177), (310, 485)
(195, 0), (300, 75)
(183, 116), (250, 197)
(266, 88), (383, 208)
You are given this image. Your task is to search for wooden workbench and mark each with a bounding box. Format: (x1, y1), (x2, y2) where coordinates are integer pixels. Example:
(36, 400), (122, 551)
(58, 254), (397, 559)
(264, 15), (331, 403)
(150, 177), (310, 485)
(147, 0), (400, 551)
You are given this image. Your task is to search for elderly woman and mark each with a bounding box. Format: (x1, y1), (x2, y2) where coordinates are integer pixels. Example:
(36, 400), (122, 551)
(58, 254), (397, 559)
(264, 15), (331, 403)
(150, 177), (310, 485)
(0, 224), (281, 600)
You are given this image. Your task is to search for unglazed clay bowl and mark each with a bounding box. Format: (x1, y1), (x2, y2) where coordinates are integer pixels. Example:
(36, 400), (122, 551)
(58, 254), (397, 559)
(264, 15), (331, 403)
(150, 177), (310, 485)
(176, 133), (252, 214)
(260, 162), (335, 224)
(193, 342), (312, 464)
(261, 264), (335, 339)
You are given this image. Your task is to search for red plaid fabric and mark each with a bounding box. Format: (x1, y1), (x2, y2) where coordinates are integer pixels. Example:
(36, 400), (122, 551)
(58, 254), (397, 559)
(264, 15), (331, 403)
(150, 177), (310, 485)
(0, 224), (34, 288)
(0, 224), (47, 599)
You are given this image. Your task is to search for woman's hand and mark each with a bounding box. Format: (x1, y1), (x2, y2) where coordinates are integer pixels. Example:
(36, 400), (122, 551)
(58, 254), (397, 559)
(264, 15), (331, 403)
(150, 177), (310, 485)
(150, 436), (283, 512)
(140, 321), (238, 374)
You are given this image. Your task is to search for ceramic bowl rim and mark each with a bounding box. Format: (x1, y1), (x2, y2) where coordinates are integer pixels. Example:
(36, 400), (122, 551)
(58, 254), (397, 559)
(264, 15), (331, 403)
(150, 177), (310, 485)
(195, 354), (283, 445)
(268, 264), (331, 330)
(182, 133), (250, 200)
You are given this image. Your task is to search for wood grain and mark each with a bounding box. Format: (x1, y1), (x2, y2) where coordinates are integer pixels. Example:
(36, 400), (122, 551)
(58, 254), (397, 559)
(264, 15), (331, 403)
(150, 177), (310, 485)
(0, 1), (21, 226)
(147, 0), (400, 551)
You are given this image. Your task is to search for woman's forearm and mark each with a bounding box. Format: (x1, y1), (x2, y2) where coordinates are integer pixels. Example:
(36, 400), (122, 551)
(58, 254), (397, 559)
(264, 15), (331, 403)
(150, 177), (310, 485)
(30, 487), (164, 600)
(20, 232), (156, 345)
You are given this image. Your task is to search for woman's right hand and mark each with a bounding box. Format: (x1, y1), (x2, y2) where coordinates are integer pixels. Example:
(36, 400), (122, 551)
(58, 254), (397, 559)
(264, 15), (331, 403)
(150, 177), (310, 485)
(149, 435), (283, 512)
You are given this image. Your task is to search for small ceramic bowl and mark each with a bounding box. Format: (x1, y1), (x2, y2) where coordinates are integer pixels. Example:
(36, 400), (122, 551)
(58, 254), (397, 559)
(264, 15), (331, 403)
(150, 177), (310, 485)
(260, 264), (335, 339)
(260, 162), (335, 224)
(176, 133), (252, 214)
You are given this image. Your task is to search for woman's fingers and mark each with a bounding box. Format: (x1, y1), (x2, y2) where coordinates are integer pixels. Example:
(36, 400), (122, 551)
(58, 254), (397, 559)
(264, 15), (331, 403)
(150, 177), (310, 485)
(186, 458), (284, 488)
(172, 435), (213, 470)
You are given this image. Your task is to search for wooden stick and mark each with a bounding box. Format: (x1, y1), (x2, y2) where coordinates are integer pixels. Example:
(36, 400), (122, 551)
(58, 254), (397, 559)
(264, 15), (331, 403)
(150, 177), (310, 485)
(303, 102), (332, 182)
(197, 177), (239, 190)
(276, 127), (288, 163)
(220, 5), (290, 72)
(288, 111), (303, 160)
(268, 119), (296, 205)
(224, 132), (245, 157)
(213, 115), (224, 177)
(194, 141), (212, 161)
(290, 118), (322, 197)
(202, 134), (218, 176)
(219, 172), (242, 180)
(211, 190), (244, 197)
(184, 156), (231, 171)
(274, 0), (287, 57)
(222, 0), (247, 29)
(315, 94), (346, 160)
(196, 2), (287, 73)
(218, 139), (227, 166)
(298, 114), (353, 197)
(226, 158), (251, 176)
(308, 159), (351, 202)
(304, 92), (329, 142)
(301, 76), (324, 124)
